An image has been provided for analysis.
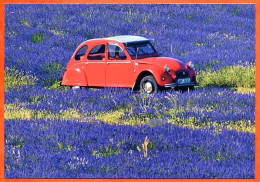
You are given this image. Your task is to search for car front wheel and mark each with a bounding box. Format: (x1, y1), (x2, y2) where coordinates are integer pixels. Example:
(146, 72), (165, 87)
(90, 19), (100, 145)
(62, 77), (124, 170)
(140, 75), (158, 94)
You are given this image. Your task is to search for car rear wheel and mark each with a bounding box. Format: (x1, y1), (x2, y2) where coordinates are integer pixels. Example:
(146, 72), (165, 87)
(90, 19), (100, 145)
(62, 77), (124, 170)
(70, 86), (81, 90)
(70, 86), (88, 90)
(140, 75), (158, 94)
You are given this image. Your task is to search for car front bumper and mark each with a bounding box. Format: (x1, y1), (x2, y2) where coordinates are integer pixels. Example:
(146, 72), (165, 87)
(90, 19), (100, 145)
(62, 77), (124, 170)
(165, 82), (199, 88)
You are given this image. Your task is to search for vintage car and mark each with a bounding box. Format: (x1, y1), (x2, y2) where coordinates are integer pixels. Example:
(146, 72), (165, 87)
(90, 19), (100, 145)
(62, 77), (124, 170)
(61, 35), (199, 93)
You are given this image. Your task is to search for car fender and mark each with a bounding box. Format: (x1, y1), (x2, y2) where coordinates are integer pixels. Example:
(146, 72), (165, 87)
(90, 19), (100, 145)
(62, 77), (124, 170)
(134, 64), (171, 87)
(150, 68), (173, 86)
(61, 66), (88, 86)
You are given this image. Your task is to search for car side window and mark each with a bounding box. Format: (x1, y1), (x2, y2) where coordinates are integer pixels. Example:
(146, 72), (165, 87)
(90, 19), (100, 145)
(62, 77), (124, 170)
(87, 44), (105, 60)
(108, 44), (126, 60)
(75, 45), (88, 61)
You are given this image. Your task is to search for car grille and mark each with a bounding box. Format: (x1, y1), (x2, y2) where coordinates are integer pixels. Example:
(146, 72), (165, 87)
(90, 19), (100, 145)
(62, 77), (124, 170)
(176, 70), (189, 79)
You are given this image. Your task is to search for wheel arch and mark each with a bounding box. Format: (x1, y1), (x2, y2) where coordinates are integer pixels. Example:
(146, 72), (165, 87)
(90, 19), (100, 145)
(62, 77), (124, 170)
(133, 71), (154, 90)
(61, 67), (88, 86)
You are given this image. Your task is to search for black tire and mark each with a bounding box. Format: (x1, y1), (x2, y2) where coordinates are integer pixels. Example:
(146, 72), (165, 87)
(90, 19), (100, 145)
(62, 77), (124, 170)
(140, 75), (158, 94)
(70, 86), (87, 90)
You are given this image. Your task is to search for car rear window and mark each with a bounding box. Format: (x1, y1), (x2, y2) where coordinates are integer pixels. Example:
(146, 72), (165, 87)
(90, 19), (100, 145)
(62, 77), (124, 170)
(75, 45), (88, 60)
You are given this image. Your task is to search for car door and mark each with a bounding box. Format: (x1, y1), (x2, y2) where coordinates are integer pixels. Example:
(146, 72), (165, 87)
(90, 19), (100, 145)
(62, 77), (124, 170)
(106, 43), (134, 87)
(85, 44), (106, 86)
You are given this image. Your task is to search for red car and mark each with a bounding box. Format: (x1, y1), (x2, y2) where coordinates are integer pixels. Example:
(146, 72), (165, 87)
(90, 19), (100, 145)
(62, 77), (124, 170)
(61, 35), (198, 93)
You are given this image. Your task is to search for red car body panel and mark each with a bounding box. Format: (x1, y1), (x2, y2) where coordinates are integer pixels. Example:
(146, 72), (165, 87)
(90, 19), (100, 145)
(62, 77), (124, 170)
(62, 61), (88, 86)
(106, 60), (134, 87)
(85, 60), (106, 86)
(61, 35), (198, 89)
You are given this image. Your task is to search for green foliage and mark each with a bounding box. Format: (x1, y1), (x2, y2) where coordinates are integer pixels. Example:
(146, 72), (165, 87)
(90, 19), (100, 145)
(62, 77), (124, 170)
(197, 64), (255, 89)
(139, 16), (147, 23)
(147, 140), (156, 150)
(57, 142), (63, 150)
(6, 135), (24, 148)
(194, 41), (204, 46)
(232, 8), (239, 14)
(42, 62), (66, 90)
(5, 103), (84, 120)
(44, 62), (61, 75)
(31, 32), (45, 43)
(57, 142), (73, 151)
(4, 67), (37, 91)
(190, 145), (230, 163)
(92, 146), (121, 157)
(48, 80), (62, 90)
(20, 19), (30, 27)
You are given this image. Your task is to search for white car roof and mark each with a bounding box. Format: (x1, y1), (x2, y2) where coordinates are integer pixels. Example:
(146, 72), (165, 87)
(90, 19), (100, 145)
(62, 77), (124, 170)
(104, 35), (149, 43)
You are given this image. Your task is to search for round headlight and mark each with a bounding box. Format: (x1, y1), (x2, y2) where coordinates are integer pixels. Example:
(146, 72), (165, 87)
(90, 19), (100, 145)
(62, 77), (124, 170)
(164, 64), (170, 72)
(187, 61), (194, 69)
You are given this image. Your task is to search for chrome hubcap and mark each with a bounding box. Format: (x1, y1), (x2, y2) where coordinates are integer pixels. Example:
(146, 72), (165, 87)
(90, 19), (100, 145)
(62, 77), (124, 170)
(144, 82), (153, 93)
(72, 86), (80, 90)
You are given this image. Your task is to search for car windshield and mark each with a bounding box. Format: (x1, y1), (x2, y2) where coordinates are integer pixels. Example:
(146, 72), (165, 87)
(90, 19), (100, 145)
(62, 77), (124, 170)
(125, 41), (158, 59)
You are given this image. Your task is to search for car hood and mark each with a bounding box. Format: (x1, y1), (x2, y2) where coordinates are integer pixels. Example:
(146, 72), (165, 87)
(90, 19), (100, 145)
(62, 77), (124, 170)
(135, 57), (188, 71)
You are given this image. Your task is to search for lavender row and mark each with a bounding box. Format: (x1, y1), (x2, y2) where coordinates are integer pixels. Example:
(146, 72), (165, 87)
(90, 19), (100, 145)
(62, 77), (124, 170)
(5, 86), (255, 125)
(5, 4), (255, 86)
(5, 118), (255, 178)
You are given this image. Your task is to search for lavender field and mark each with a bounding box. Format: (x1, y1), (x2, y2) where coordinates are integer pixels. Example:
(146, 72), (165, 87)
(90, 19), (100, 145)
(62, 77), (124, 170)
(4, 4), (255, 178)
